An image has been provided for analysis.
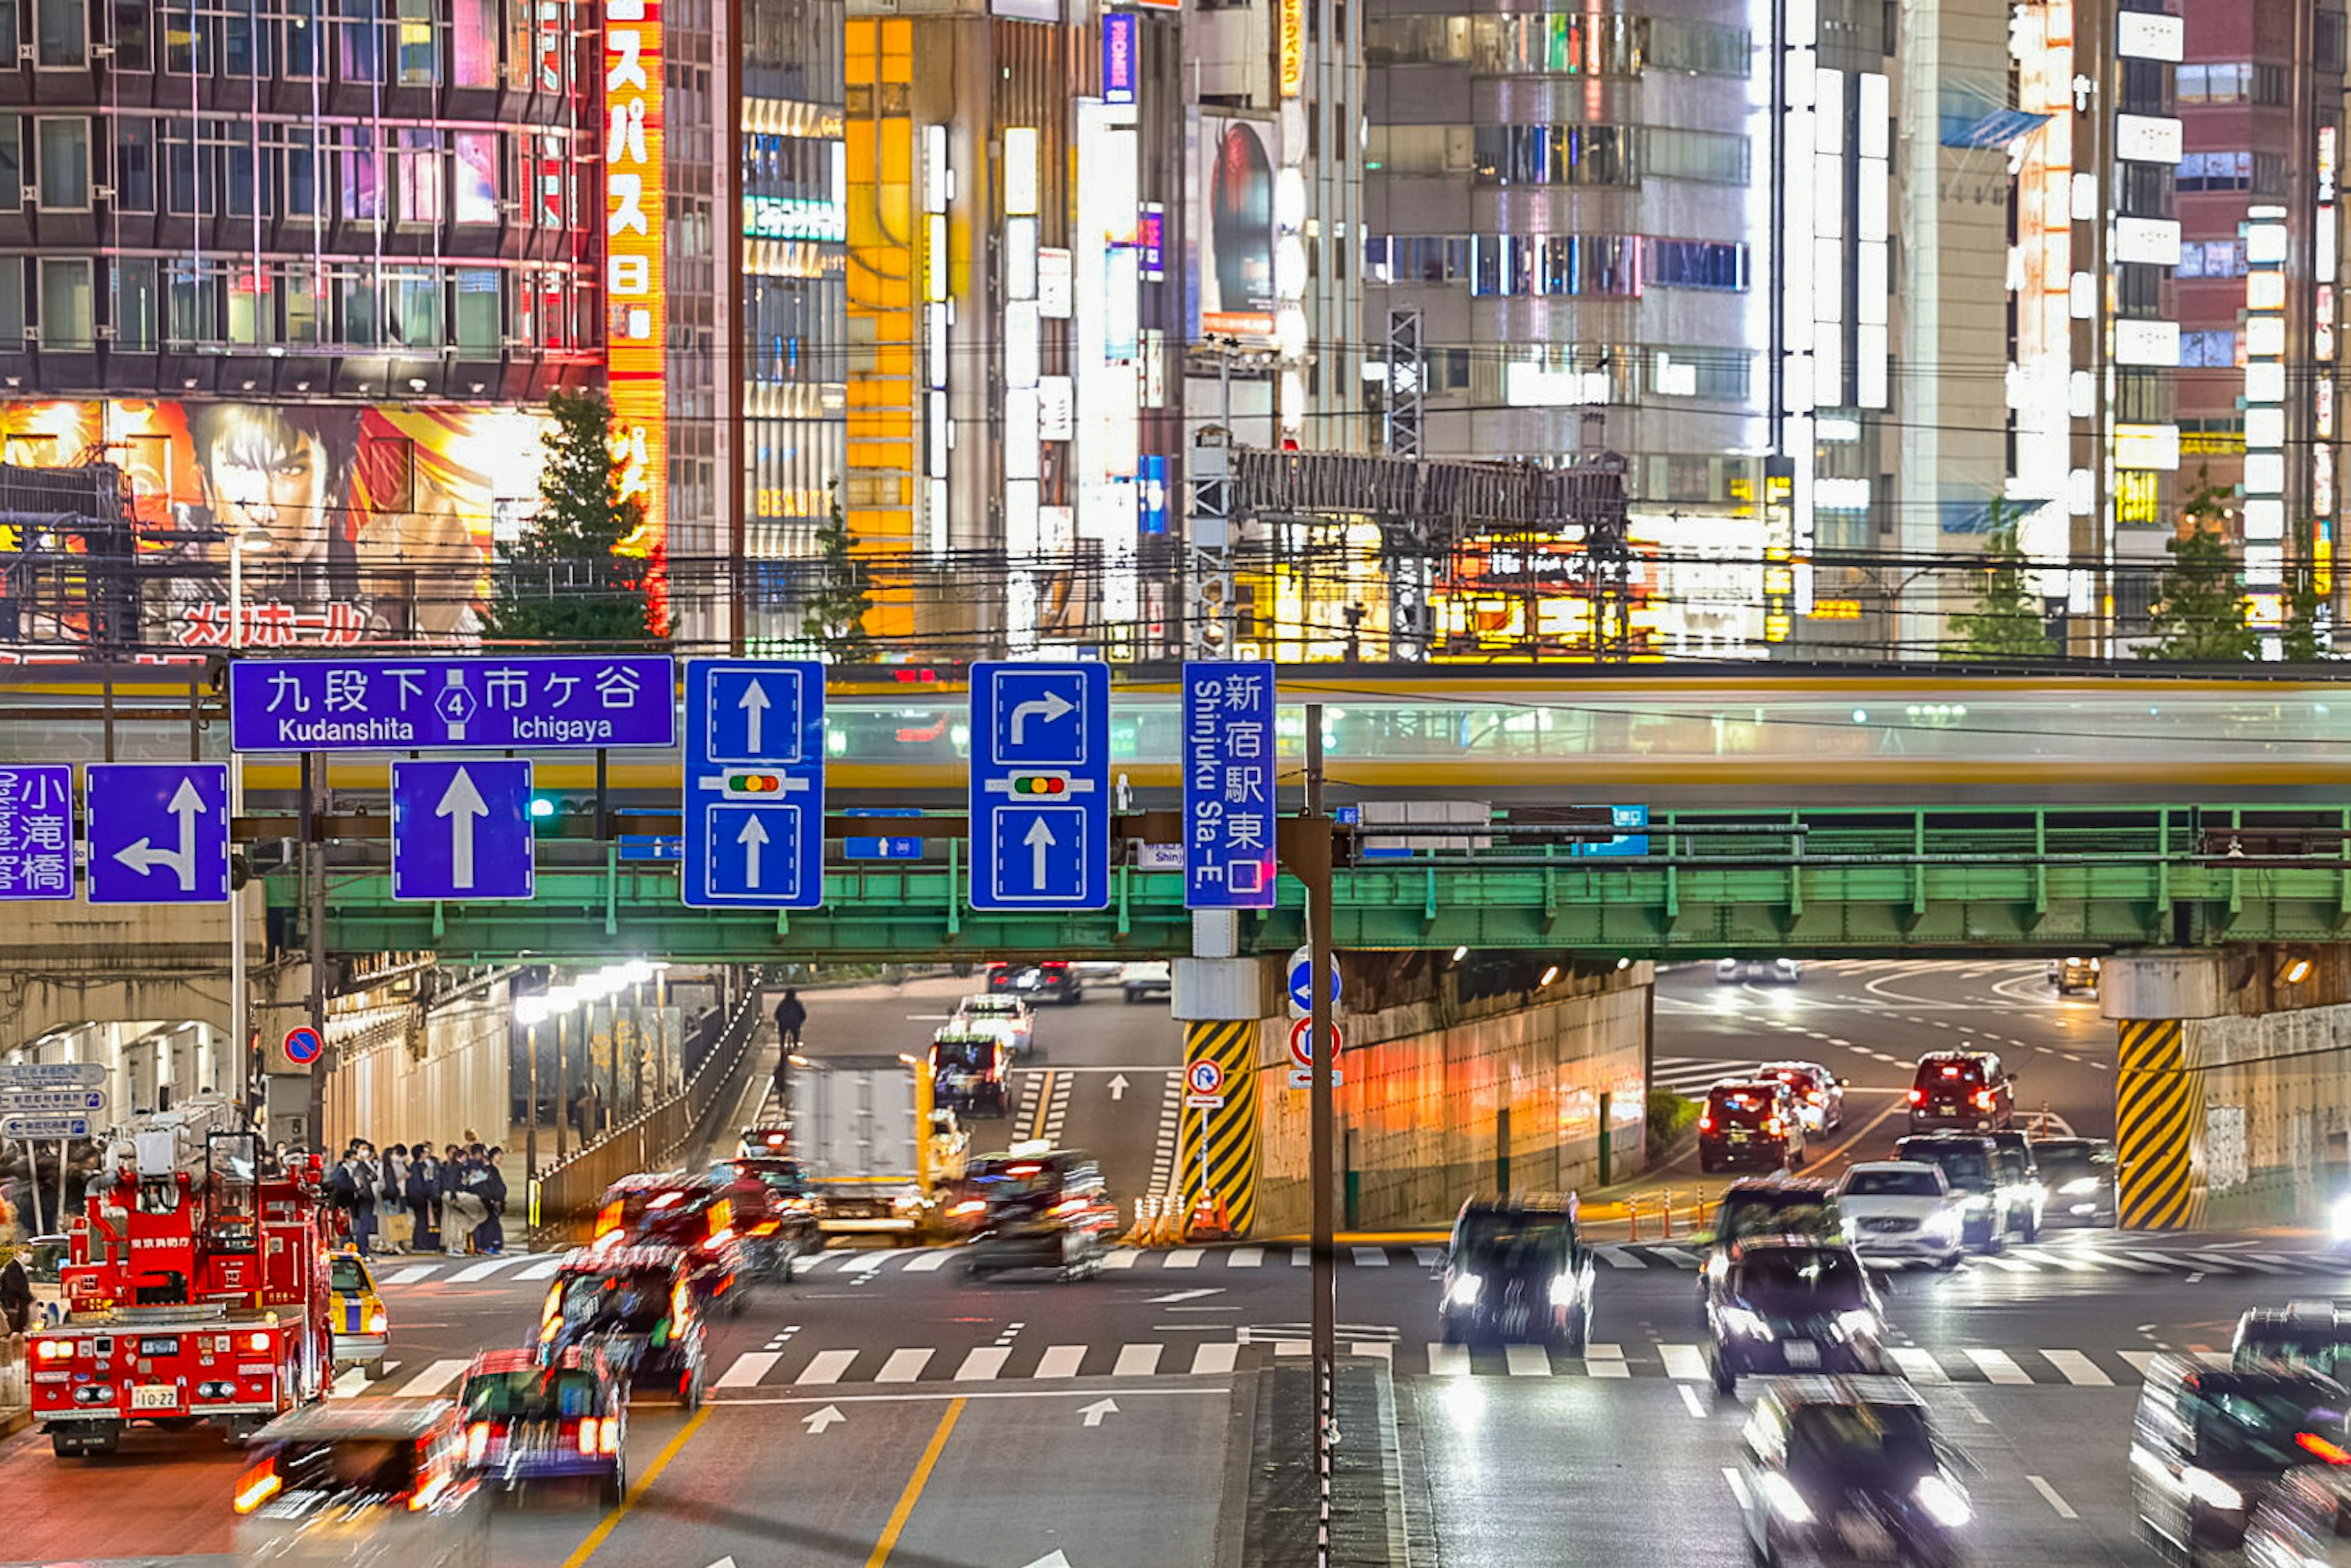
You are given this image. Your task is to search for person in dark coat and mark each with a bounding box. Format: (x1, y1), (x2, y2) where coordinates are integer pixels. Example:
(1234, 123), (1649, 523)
(1, 1251), (32, 1337)
(462, 1147), (507, 1256)
(773, 990), (808, 1049)
(340, 1149), (379, 1256)
(406, 1146), (443, 1251)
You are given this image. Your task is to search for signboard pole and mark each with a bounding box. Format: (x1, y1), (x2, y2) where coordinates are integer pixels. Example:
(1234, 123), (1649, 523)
(230, 751), (249, 1115)
(304, 751), (328, 1151)
(1302, 702), (1337, 1554)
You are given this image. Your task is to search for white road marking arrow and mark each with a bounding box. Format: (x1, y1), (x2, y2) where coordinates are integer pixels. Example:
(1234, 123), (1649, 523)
(738, 813), (770, 887)
(802, 1404), (845, 1434)
(433, 767), (490, 891)
(1024, 816), (1056, 887)
(1019, 1555), (1074, 1568)
(1077, 1397), (1118, 1428)
(705, 1559), (740, 1568)
(1009, 689), (1076, 744)
(1106, 1073), (1130, 1101)
(738, 678), (770, 753)
(1147, 1288), (1223, 1305)
(114, 777), (206, 890)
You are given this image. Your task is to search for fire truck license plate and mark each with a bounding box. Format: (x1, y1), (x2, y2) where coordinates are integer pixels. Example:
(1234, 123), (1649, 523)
(130, 1385), (179, 1410)
(137, 1337), (180, 1356)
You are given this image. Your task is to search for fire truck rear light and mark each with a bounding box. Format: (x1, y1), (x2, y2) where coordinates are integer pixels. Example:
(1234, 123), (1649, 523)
(576, 1420), (599, 1456)
(599, 1417), (620, 1455)
(1974, 1090), (1995, 1111)
(198, 1381), (236, 1399)
(245, 1332), (270, 1352)
(466, 1422), (491, 1466)
(1907, 1089), (1924, 1105)
(33, 1340), (73, 1362)
(72, 1384), (113, 1404)
(233, 1460), (283, 1514)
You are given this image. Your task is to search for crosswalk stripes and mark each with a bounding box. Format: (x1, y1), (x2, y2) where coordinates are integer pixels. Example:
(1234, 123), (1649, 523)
(716, 1352), (779, 1389)
(1035, 1345), (1087, 1379)
(1888, 1348), (1947, 1384)
(798, 1350), (857, 1386)
(876, 1348), (933, 1382)
(2041, 1349), (2112, 1387)
(1147, 1071), (1183, 1194)
(956, 1346), (1010, 1381)
(1652, 1056), (1762, 1099)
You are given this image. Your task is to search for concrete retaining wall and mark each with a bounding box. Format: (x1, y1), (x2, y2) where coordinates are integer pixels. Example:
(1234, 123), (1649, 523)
(316, 977), (513, 1153)
(2186, 1003), (2351, 1229)
(1254, 962), (1651, 1234)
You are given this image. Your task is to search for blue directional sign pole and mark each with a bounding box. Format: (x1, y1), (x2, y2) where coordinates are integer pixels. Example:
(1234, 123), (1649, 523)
(967, 661), (1110, 912)
(85, 763), (231, 905)
(392, 760), (536, 901)
(682, 660), (826, 909)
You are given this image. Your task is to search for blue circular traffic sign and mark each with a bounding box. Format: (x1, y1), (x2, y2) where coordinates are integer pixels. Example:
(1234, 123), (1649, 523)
(283, 1026), (323, 1065)
(1286, 946), (1341, 1015)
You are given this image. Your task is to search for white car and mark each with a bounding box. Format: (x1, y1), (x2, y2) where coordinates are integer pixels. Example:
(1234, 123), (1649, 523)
(1715, 957), (1804, 985)
(952, 993), (1035, 1057)
(1119, 961), (1171, 1004)
(1834, 1162), (1964, 1270)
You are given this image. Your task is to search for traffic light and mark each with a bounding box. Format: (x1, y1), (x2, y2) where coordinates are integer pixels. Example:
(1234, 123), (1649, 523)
(530, 796), (556, 820)
(1007, 774), (1068, 796)
(726, 773), (786, 794)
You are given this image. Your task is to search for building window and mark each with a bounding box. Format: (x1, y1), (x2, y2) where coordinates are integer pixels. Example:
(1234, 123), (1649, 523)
(2177, 239), (2246, 279)
(0, 261), (24, 346)
(162, 118), (201, 214)
(2178, 62), (2285, 104)
(162, 0), (211, 72)
(1648, 238), (1748, 290)
(340, 126), (380, 219)
(115, 116), (155, 211)
(218, 122), (258, 216)
(395, 127), (440, 222)
(217, 0), (270, 75)
(115, 257), (157, 350)
(2177, 151), (2251, 192)
(334, 264), (376, 343)
(452, 129), (497, 221)
(386, 268), (438, 345)
(1472, 124), (1642, 187)
(227, 265), (269, 343)
(110, 0), (148, 69)
(0, 118), (22, 213)
(280, 124), (317, 214)
(2118, 58), (2171, 114)
(454, 266), (498, 348)
(2113, 261), (2165, 318)
(2115, 160), (2173, 218)
(35, 117), (89, 211)
(451, 0), (494, 83)
(2180, 328), (2242, 367)
(33, 0), (85, 67)
(283, 0), (321, 75)
(37, 256), (91, 348)
(165, 259), (219, 346)
(2116, 368), (2168, 423)
(337, 0), (377, 82)
(393, 0), (431, 83)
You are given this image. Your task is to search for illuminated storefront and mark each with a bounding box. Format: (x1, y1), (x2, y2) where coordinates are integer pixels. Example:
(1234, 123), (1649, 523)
(604, 0), (670, 633)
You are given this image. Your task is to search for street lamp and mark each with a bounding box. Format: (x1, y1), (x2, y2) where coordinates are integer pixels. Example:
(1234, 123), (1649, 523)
(544, 983), (580, 1160)
(515, 993), (552, 1180)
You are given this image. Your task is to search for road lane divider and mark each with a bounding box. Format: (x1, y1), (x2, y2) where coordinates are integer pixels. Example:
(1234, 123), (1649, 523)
(864, 1397), (966, 1568)
(561, 1403), (713, 1568)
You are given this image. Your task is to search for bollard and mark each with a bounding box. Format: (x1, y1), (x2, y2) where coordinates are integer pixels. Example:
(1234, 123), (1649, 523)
(1660, 1188), (1674, 1240)
(1626, 1193), (1640, 1243)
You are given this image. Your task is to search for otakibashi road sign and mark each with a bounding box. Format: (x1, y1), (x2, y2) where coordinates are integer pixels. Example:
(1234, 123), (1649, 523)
(683, 659), (825, 908)
(391, 760), (535, 901)
(230, 656), (676, 751)
(967, 661), (1109, 912)
(0, 765), (73, 900)
(84, 763), (230, 905)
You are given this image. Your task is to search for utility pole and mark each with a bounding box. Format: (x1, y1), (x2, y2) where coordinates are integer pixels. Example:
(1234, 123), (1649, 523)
(1302, 702), (1337, 1565)
(302, 750), (326, 1150)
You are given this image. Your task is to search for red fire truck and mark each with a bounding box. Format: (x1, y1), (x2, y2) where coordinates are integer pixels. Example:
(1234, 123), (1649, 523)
(26, 1098), (335, 1458)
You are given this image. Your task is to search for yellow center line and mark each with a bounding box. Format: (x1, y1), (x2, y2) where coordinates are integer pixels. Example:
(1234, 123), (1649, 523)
(1029, 1070), (1056, 1141)
(865, 1396), (967, 1568)
(560, 1403), (713, 1568)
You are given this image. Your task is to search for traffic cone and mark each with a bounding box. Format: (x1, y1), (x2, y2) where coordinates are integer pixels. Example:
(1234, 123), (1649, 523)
(1186, 1188), (1233, 1243)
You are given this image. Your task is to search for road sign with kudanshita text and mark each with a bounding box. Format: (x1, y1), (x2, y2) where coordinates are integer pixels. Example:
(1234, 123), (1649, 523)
(230, 656), (676, 752)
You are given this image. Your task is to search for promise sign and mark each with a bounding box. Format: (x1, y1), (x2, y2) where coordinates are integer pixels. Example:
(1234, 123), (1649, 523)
(605, 0), (669, 632)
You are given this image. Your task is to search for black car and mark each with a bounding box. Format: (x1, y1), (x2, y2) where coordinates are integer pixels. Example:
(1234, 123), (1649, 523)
(988, 960), (1083, 1005)
(538, 1245), (710, 1409)
(1700, 1177), (1842, 1297)
(1707, 1239), (1886, 1394)
(2235, 1303), (2351, 1382)
(1737, 1377), (1973, 1568)
(592, 1173), (754, 1315)
(1892, 1133), (2019, 1252)
(1437, 1194), (1599, 1352)
(2031, 1136), (2118, 1226)
(2132, 1354), (2351, 1566)
(708, 1156), (825, 1282)
(1699, 1080), (1808, 1176)
(956, 1150), (1117, 1279)
(1908, 1051), (2015, 1133)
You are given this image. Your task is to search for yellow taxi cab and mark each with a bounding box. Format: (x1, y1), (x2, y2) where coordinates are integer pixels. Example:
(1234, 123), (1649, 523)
(329, 1250), (390, 1382)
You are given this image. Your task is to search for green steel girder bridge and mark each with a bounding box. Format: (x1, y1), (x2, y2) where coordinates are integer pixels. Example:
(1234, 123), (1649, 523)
(270, 804), (2351, 963)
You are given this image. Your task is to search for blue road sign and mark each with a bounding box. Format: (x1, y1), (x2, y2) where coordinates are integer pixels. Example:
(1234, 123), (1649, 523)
(0, 765), (73, 900)
(0, 1062), (103, 1089)
(0, 1089), (106, 1114)
(1571, 804), (1651, 858)
(968, 661), (1109, 911)
(0, 1115), (90, 1139)
(229, 656), (676, 752)
(618, 835), (683, 862)
(391, 760), (535, 902)
(683, 659), (825, 909)
(844, 808), (924, 861)
(1287, 944), (1342, 1015)
(283, 1027), (323, 1065)
(1181, 661), (1277, 909)
(86, 763), (231, 905)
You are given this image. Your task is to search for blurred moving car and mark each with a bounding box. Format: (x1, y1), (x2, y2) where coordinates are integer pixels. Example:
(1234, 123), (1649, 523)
(1834, 1163), (1965, 1271)
(2031, 1136), (2118, 1226)
(458, 1346), (628, 1506)
(538, 1246), (709, 1409)
(1436, 1193), (1597, 1352)
(1070, 960), (1125, 983)
(1761, 1060), (1847, 1135)
(955, 1147), (1117, 1280)
(1907, 1051), (2016, 1133)
(329, 1250), (391, 1382)
(707, 1156), (825, 1282)
(2131, 1354), (2351, 1567)
(233, 1400), (486, 1568)
(1984, 1130), (2046, 1241)
(1120, 961), (1172, 1004)
(986, 960), (1084, 1005)
(1892, 1134), (2023, 1253)
(735, 1125), (792, 1158)
(591, 1174), (751, 1315)
(1736, 1378), (1972, 1568)
(929, 1029), (1011, 1117)
(2049, 956), (2102, 996)
(2235, 1304), (2351, 1383)
(1701, 1176), (1843, 1294)
(952, 993), (1037, 1057)
(1706, 1239), (1886, 1393)
(1717, 957), (1804, 985)
(2246, 1465), (2351, 1568)
(1699, 1080), (1809, 1175)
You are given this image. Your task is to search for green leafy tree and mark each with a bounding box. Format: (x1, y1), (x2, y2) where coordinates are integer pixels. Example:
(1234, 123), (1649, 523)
(1943, 503), (2055, 660)
(484, 388), (658, 645)
(2140, 477), (2256, 662)
(803, 480), (874, 660)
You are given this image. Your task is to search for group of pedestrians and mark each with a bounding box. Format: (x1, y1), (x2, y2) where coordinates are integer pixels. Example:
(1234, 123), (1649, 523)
(321, 1138), (509, 1258)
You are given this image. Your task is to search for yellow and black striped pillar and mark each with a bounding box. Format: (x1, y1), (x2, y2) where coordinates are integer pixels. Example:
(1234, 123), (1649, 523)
(2117, 1018), (2207, 1231)
(1183, 1019), (1261, 1237)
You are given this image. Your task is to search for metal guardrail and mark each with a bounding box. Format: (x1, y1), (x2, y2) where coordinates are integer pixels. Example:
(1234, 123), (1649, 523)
(530, 983), (767, 1247)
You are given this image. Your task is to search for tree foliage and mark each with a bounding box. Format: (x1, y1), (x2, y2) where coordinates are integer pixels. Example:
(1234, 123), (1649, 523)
(1943, 504), (2055, 660)
(803, 480), (874, 661)
(2140, 477), (2255, 662)
(483, 388), (658, 645)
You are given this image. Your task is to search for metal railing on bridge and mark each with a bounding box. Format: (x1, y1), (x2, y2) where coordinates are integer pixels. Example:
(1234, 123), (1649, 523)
(528, 981), (767, 1247)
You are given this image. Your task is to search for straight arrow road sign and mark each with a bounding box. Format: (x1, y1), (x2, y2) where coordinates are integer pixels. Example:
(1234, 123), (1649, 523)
(969, 661), (1109, 911)
(802, 1405), (845, 1434)
(684, 659), (825, 910)
(1106, 1073), (1130, 1101)
(738, 814), (769, 887)
(86, 763), (230, 905)
(391, 760), (534, 902)
(1077, 1398), (1118, 1428)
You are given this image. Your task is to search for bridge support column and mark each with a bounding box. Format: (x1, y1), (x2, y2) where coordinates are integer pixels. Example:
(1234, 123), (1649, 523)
(2104, 953), (2225, 1232)
(1171, 933), (1283, 1240)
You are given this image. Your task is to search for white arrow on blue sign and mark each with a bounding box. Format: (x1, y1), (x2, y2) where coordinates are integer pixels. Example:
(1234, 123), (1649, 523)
(391, 760), (535, 902)
(0, 1089), (107, 1115)
(682, 660), (825, 909)
(1287, 945), (1341, 1015)
(0, 1115), (91, 1139)
(85, 763), (231, 905)
(0, 1062), (103, 1090)
(968, 661), (1109, 911)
